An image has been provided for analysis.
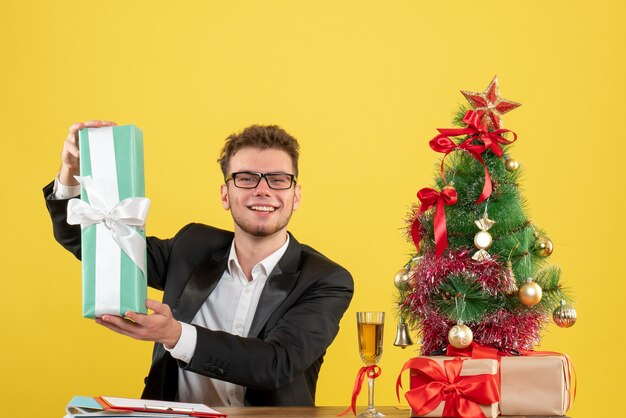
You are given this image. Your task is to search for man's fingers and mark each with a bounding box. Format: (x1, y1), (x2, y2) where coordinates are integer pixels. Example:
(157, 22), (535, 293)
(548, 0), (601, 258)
(100, 315), (138, 332)
(79, 120), (112, 129)
(100, 314), (130, 326)
(96, 317), (132, 336)
(82, 120), (117, 129)
(146, 299), (171, 316)
(97, 315), (152, 340)
(96, 309), (179, 346)
(63, 136), (80, 158)
(125, 310), (147, 325)
(68, 120), (117, 135)
(63, 120), (118, 164)
(68, 122), (85, 134)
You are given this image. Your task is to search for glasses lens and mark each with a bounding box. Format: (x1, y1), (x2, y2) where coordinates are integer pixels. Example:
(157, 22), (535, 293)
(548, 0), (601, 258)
(266, 174), (293, 189)
(233, 173), (260, 188)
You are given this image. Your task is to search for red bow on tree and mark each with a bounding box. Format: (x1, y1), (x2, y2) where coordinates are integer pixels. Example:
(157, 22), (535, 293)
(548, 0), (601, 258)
(396, 357), (500, 418)
(454, 110), (518, 157)
(411, 186), (457, 258)
(429, 110), (518, 204)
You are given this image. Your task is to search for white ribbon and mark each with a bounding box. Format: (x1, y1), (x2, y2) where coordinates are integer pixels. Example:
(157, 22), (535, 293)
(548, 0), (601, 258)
(67, 176), (150, 276)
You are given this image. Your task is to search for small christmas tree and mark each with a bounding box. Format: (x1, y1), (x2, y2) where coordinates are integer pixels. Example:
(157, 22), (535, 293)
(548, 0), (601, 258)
(395, 77), (577, 355)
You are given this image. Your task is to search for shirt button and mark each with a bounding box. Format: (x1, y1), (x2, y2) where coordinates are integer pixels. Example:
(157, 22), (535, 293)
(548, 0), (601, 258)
(243, 288), (251, 295)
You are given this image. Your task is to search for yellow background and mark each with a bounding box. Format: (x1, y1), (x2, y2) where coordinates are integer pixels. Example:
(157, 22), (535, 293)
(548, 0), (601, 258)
(1, 1), (624, 416)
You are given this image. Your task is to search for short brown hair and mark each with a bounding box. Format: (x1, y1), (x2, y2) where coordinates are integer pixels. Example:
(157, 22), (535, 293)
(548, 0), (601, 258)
(218, 125), (300, 177)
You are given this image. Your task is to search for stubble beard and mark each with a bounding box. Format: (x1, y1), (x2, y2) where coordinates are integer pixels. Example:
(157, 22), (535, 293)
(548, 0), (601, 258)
(233, 208), (293, 238)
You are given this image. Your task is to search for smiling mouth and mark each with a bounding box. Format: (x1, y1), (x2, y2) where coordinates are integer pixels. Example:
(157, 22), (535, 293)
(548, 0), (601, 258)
(249, 205), (276, 213)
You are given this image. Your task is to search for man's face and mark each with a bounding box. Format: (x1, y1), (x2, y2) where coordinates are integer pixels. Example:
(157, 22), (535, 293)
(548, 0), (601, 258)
(221, 147), (301, 239)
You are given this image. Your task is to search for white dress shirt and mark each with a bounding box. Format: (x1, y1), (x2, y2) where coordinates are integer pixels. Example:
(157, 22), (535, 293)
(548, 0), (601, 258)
(52, 177), (290, 406)
(52, 176), (81, 199)
(168, 237), (289, 406)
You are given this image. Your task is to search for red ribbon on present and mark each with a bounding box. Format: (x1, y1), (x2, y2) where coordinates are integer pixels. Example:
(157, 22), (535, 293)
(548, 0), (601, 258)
(396, 357), (500, 418)
(429, 109), (518, 204)
(447, 342), (505, 394)
(446, 341), (505, 359)
(339, 365), (381, 416)
(411, 186), (458, 258)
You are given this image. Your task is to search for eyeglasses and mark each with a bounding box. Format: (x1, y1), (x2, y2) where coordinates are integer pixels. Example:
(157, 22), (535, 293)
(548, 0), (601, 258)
(225, 171), (297, 190)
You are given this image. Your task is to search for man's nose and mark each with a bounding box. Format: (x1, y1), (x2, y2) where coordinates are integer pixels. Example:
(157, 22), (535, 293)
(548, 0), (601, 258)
(253, 177), (272, 195)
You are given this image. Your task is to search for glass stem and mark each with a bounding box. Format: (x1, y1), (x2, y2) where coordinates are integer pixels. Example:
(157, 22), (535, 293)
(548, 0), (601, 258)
(367, 376), (375, 411)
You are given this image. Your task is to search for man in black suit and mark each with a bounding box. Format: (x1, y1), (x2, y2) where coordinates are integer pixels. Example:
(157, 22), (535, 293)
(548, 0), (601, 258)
(44, 120), (353, 406)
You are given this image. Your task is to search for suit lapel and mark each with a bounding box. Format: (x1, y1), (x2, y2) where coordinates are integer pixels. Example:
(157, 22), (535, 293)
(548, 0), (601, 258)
(248, 234), (302, 337)
(173, 251), (228, 323)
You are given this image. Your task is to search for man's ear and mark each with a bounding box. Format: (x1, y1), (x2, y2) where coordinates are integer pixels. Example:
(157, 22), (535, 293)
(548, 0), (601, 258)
(292, 184), (301, 211)
(220, 184), (230, 210)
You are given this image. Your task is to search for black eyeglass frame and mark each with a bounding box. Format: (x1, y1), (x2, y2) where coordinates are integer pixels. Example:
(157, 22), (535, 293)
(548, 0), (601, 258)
(225, 171), (298, 190)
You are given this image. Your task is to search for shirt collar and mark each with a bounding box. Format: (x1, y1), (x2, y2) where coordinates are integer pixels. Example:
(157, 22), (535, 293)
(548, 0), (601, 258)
(227, 234), (291, 280)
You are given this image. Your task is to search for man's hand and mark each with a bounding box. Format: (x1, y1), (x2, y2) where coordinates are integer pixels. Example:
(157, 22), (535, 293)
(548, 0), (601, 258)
(95, 299), (183, 349)
(59, 120), (117, 186)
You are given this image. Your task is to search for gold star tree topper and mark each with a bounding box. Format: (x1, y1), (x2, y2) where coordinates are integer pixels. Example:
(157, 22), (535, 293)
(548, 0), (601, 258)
(461, 76), (521, 130)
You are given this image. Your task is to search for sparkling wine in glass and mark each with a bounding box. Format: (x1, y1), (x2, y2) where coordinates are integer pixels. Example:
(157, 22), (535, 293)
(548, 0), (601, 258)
(357, 311), (385, 417)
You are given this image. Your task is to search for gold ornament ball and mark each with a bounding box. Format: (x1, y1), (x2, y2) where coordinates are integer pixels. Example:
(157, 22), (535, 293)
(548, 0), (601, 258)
(553, 303), (577, 328)
(505, 158), (519, 172)
(394, 268), (411, 290)
(448, 324), (473, 349)
(473, 231), (493, 250)
(534, 235), (554, 257)
(519, 280), (543, 307)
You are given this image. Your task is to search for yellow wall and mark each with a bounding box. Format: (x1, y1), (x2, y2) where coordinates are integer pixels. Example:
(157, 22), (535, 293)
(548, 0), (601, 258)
(1, 1), (624, 416)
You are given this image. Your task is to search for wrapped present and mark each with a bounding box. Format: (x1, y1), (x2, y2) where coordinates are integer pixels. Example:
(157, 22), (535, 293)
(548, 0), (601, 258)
(447, 343), (574, 416)
(397, 356), (500, 418)
(67, 125), (149, 318)
(499, 354), (572, 416)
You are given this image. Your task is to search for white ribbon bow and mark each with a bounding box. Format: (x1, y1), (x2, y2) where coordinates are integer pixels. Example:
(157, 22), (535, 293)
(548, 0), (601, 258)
(67, 176), (150, 275)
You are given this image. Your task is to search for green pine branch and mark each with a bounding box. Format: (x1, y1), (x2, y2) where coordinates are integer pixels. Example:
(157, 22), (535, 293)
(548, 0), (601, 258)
(436, 274), (503, 323)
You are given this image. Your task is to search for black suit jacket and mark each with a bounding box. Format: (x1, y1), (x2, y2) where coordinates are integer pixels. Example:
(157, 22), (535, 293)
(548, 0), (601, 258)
(44, 182), (354, 406)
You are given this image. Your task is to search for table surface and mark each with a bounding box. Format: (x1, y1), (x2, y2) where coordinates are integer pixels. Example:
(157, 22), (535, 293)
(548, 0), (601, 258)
(216, 406), (569, 417)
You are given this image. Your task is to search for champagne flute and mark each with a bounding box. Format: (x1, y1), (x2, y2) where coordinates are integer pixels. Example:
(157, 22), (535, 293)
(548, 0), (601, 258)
(357, 311), (385, 417)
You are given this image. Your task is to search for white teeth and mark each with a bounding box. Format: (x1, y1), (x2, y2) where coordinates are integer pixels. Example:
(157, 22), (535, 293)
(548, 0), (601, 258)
(250, 206), (275, 212)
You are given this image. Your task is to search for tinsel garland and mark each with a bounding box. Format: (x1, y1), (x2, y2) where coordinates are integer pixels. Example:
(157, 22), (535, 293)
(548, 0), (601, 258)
(416, 309), (545, 355)
(401, 248), (546, 354)
(473, 309), (546, 353)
